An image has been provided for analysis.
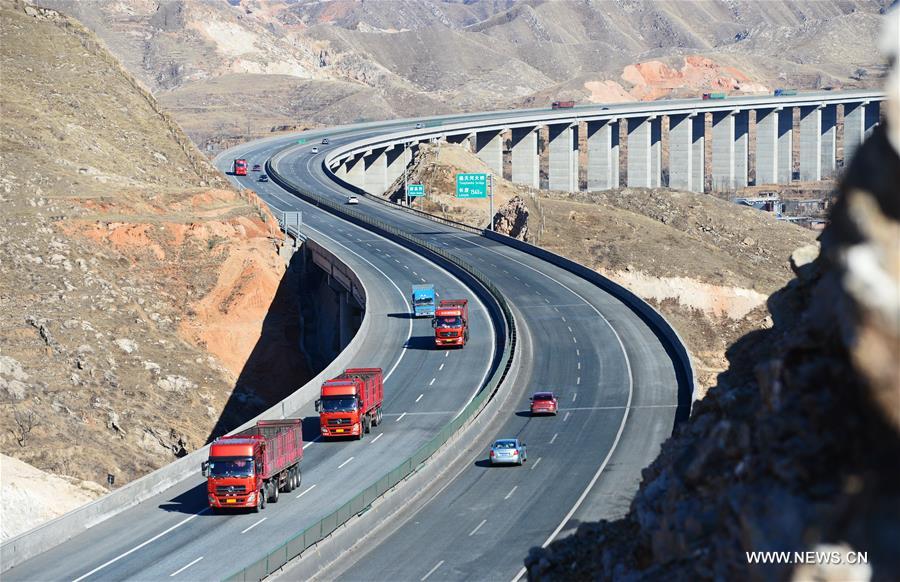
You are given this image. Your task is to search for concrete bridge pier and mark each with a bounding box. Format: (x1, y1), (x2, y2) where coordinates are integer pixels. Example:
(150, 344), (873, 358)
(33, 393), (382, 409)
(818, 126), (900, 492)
(363, 148), (388, 194)
(548, 123), (579, 192)
(510, 127), (539, 188)
(586, 119), (619, 191)
(668, 113), (706, 192)
(385, 144), (409, 186)
(711, 110), (747, 190)
(475, 129), (504, 176)
(756, 108), (778, 185)
(821, 104), (837, 178)
(345, 153), (366, 189)
(626, 116), (660, 188)
(777, 107), (793, 183)
(799, 106), (822, 182)
(446, 132), (474, 152)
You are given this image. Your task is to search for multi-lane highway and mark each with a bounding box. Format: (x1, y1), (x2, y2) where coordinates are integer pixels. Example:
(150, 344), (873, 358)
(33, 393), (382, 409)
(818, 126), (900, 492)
(4, 108), (687, 581)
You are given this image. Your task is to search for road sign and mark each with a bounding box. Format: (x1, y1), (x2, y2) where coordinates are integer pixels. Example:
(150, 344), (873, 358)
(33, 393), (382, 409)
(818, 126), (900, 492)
(408, 184), (425, 197)
(456, 173), (488, 199)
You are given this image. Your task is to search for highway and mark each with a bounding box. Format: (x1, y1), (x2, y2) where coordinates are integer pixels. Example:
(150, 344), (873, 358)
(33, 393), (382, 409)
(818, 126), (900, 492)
(4, 109), (686, 581)
(3, 137), (500, 581)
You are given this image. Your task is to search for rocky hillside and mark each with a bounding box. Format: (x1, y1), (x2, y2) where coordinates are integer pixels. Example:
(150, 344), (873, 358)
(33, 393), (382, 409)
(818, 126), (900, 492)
(38, 0), (889, 148)
(0, 0), (308, 514)
(383, 142), (817, 398)
(525, 16), (900, 580)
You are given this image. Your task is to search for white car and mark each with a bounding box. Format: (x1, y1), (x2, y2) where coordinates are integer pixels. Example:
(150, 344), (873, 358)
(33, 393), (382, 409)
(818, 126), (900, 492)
(311, 146), (319, 154)
(347, 196), (359, 205)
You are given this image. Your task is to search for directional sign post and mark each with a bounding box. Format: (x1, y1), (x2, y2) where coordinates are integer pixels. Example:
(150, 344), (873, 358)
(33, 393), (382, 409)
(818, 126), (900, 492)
(407, 184), (425, 197)
(456, 173), (494, 230)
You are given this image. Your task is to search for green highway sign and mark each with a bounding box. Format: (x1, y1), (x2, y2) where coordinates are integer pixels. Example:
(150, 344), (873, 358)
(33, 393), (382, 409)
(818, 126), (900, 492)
(407, 184), (425, 197)
(456, 173), (488, 199)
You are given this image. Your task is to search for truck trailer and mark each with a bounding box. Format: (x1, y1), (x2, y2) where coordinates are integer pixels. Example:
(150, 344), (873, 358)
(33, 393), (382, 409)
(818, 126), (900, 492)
(412, 284), (436, 317)
(317, 368), (384, 439)
(202, 419), (303, 512)
(433, 299), (469, 348)
(552, 100), (575, 109)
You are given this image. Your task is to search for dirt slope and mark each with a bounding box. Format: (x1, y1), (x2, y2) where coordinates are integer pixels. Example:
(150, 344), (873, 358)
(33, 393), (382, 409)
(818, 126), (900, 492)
(384, 142), (817, 397)
(0, 0), (308, 523)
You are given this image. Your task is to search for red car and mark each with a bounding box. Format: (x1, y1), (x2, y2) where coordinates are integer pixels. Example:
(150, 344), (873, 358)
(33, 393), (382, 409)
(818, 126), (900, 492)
(530, 392), (558, 415)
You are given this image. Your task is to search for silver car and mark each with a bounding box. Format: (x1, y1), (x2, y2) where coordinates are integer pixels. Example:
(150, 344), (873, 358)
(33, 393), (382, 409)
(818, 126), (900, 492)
(490, 438), (527, 466)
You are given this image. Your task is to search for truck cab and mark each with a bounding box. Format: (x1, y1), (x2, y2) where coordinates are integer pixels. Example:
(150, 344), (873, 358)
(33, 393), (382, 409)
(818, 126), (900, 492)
(412, 284), (436, 317)
(204, 438), (262, 510)
(316, 368), (383, 439)
(433, 299), (469, 348)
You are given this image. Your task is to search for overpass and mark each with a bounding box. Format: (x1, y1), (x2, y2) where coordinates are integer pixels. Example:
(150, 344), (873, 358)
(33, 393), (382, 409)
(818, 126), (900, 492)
(327, 90), (884, 195)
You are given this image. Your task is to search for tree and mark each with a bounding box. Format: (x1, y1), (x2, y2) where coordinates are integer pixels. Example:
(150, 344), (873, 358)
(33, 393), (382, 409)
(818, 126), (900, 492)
(10, 407), (40, 447)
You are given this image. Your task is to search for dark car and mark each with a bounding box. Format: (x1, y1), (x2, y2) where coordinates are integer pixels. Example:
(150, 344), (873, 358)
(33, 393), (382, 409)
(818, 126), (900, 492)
(259, 174), (269, 182)
(252, 164), (261, 172)
(321, 138), (330, 145)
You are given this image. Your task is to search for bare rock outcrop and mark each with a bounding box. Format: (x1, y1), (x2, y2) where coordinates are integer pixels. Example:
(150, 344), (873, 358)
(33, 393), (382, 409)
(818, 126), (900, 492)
(492, 196), (530, 242)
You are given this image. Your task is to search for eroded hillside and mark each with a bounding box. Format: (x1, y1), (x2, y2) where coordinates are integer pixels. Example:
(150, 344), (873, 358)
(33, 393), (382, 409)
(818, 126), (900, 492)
(0, 0), (307, 511)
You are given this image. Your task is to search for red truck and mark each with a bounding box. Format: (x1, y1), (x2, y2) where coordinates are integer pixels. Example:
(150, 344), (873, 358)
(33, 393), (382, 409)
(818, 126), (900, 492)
(316, 368), (384, 440)
(233, 158), (248, 176)
(432, 299), (469, 348)
(202, 419), (303, 512)
(552, 100), (575, 109)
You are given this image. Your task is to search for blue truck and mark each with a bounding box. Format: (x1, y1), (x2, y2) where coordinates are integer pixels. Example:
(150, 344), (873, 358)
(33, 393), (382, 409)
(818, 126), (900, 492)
(411, 284), (436, 317)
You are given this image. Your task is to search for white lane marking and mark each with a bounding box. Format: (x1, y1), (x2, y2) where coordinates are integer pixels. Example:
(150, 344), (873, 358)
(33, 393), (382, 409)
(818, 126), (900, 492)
(576, 349), (580, 356)
(577, 377), (581, 385)
(394, 259), (400, 263)
(530, 457), (542, 471)
(572, 336), (578, 344)
(169, 557), (203, 577)
(535, 291), (542, 296)
(296, 484), (317, 499)
(365, 242), (372, 247)
(439, 363), (444, 371)
(395, 412), (407, 423)
(338, 457), (355, 469)
(302, 436), (321, 450)
(416, 393), (424, 403)
(429, 378), (436, 386)
(504, 485), (518, 500)
(445, 351), (449, 357)
(545, 298), (550, 303)
(563, 411), (571, 422)
(469, 519), (487, 537)
(572, 393), (578, 402)
(567, 326), (573, 332)
(421, 560), (445, 581)
(241, 518), (266, 534)
(577, 362), (581, 370)
(554, 306), (559, 312)
(550, 433), (558, 444)
(514, 276), (520, 280)
(412, 271), (418, 276)
(356, 237), (362, 242)
(371, 433), (383, 444)
(404, 265), (410, 270)
(72, 509), (210, 582)
(561, 316), (566, 322)
(524, 282), (530, 287)
(420, 278), (426, 283)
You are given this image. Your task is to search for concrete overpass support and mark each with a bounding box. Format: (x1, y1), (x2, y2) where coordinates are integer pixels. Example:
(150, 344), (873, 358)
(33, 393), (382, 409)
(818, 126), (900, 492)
(844, 102), (865, 166)
(334, 162), (349, 182)
(586, 120), (619, 190)
(345, 153), (366, 189)
(734, 110), (749, 188)
(711, 111), (735, 190)
(821, 104), (837, 178)
(363, 148), (388, 194)
(864, 102), (880, 138)
(446, 132), (473, 152)
(510, 127), (539, 188)
(548, 123), (578, 192)
(777, 108), (793, 183)
(691, 114), (705, 192)
(627, 116), (660, 188)
(799, 106), (822, 182)
(385, 144), (409, 185)
(475, 130), (504, 176)
(756, 108), (778, 185)
(668, 113), (693, 191)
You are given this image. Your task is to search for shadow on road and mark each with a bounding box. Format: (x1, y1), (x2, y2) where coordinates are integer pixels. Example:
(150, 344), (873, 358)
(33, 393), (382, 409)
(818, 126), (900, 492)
(404, 335), (437, 350)
(158, 482), (209, 515)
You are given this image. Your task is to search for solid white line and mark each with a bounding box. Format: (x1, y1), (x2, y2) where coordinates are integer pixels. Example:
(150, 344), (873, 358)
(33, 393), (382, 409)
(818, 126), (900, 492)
(504, 485), (518, 500)
(429, 378), (436, 386)
(338, 456), (355, 469)
(530, 457), (542, 471)
(72, 509), (210, 582)
(241, 518), (266, 534)
(395, 412), (407, 423)
(416, 393), (423, 403)
(371, 433), (383, 444)
(439, 363), (444, 370)
(563, 412), (571, 422)
(469, 519), (488, 536)
(550, 433), (558, 444)
(421, 560), (445, 581)
(169, 556), (203, 577)
(296, 484), (317, 499)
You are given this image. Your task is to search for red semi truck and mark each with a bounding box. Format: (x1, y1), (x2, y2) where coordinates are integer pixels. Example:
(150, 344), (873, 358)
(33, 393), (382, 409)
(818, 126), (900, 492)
(317, 368), (384, 440)
(202, 419), (303, 512)
(433, 299), (469, 348)
(552, 100), (575, 109)
(233, 158), (248, 176)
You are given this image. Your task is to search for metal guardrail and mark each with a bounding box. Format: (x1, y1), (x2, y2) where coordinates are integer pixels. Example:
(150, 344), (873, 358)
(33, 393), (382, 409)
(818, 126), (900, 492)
(220, 160), (517, 582)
